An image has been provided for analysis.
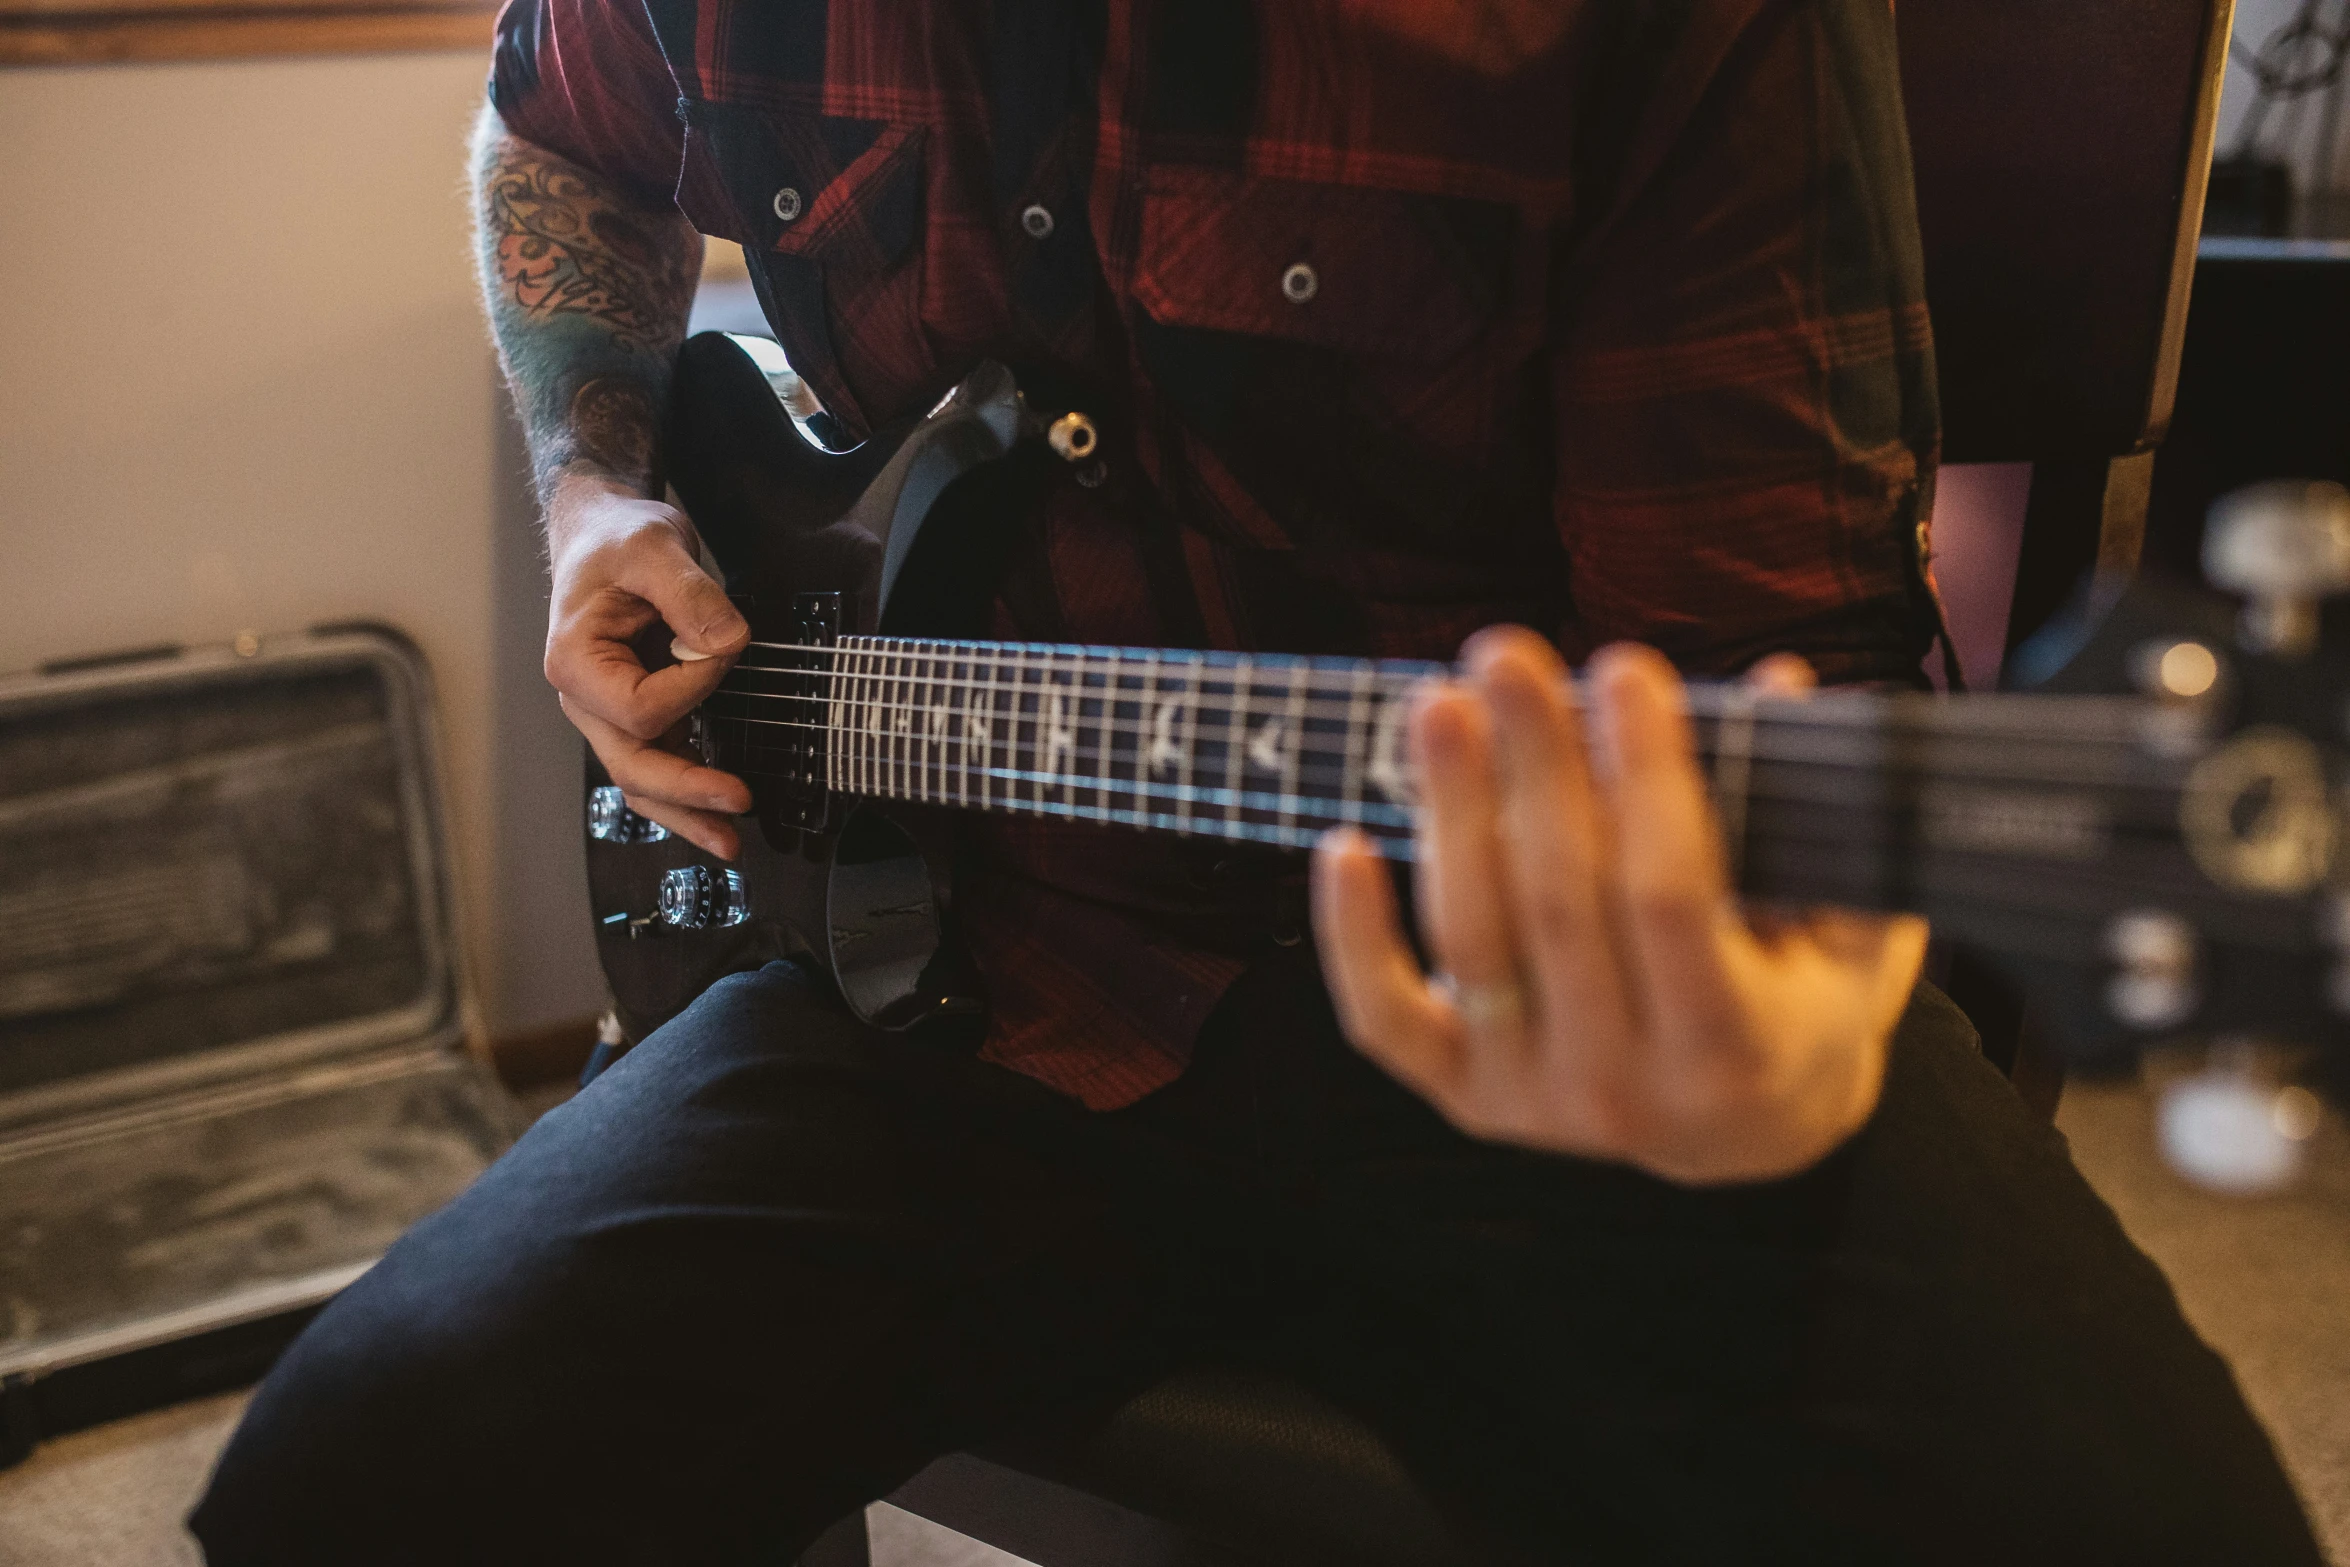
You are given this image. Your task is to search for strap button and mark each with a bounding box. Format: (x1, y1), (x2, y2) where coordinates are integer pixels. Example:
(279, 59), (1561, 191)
(1281, 262), (1319, 303)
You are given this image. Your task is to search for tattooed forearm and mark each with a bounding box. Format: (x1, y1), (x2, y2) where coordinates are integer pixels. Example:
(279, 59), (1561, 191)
(471, 107), (701, 504)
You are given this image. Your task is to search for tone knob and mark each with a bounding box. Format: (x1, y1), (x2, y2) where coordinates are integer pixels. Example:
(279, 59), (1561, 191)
(657, 865), (749, 930)
(588, 785), (670, 844)
(2203, 479), (2350, 657)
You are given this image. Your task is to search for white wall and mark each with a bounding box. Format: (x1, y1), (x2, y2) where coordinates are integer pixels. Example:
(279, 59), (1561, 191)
(0, 50), (602, 1044)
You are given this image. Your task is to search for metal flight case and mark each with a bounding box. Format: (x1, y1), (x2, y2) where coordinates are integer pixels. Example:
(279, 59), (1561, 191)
(0, 624), (517, 1463)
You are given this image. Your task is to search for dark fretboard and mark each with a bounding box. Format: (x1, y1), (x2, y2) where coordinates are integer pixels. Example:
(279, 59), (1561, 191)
(703, 634), (2190, 937)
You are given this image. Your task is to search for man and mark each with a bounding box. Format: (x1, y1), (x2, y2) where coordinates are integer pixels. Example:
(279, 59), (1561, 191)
(193, 1), (2323, 1562)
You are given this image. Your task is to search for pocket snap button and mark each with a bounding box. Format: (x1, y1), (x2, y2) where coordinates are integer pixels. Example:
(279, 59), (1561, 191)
(772, 186), (804, 223)
(1280, 262), (1319, 303)
(1021, 203), (1055, 239)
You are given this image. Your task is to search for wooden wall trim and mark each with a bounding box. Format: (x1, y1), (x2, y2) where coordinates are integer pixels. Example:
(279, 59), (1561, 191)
(1, 7), (495, 67)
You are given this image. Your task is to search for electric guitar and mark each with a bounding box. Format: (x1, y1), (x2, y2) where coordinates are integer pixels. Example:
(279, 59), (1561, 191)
(586, 331), (2350, 1087)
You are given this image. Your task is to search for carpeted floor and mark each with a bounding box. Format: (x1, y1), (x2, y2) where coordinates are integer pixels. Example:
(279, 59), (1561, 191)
(2, 1076), (2345, 1567)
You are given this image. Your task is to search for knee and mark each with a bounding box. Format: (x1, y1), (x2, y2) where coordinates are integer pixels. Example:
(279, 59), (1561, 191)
(189, 1178), (600, 1560)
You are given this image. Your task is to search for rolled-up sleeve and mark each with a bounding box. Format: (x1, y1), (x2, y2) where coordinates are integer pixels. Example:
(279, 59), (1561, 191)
(487, 0), (685, 205)
(1550, 0), (1941, 686)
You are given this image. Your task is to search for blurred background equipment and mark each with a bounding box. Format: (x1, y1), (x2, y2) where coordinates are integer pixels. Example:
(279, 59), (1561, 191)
(0, 625), (514, 1467)
(2209, 0), (2350, 235)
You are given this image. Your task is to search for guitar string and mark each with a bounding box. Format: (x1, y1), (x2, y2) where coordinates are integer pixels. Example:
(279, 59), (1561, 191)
(710, 658), (2160, 752)
(701, 712), (2188, 834)
(690, 642), (2179, 830)
(723, 637), (2156, 737)
(699, 703), (2183, 796)
(707, 680), (2165, 769)
(674, 733), (2170, 896)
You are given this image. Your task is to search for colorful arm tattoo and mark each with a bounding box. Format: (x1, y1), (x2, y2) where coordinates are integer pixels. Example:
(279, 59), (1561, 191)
(471, 108), (702, 505)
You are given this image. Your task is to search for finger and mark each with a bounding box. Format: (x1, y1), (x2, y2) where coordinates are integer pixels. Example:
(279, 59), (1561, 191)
(1460, 627), (1624, 1028)
(548, 587), (738, 741)
(1408, 682), (1519, 1004)
(564, 695), (749, 860)
(613, 527), (750, 659)
(621, 790), (742, 863)
(1586, 644), (1742, 1042)
(1313, 828), (1467, 1101)
(1745, 652), (1817, 695)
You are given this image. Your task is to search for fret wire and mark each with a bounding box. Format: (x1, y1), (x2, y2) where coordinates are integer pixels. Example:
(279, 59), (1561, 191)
(1019, 647), (1038, 818)
(1138, 650), (1161, 835)
(873, 640), (888, 801)
(1007, 646), (1022, 814)
(1057, 647), (1078, 815)
(910, 639), (922, 803)
(867, 641), (880, 800)
(1021, 644), (1036, 819)
(1100, 647), (1120, 825)
(1178, 655), (1200, 838)
(1225, 655), (1251, 835)
(1341, 661), (1372, 827)
(984, 643), (1002, 816)
(1057, 648), (1076, 817)
(999, 646), (1016, 818)
(910, 639), (925, 802)
(1279, 658), (1307, 840)
(1069, 647), (1087, 814)
(890, 638), (902, 802)
(929, 644), (948, 804)
(894, 638), (910, 804)
(869, 643), (883, 800)
(953, 647), (969, 811)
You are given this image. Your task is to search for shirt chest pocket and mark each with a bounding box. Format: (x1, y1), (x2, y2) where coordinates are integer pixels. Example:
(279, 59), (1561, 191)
(676, 98), (931, 446)
(1130, 165), (1532, 544)
(1135, 165), (1516, 350)
(1130, 165), (1523, 464)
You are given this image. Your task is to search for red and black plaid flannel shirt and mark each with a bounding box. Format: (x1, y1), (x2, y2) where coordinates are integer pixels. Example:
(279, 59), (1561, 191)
(491, 0), (1942, 1110)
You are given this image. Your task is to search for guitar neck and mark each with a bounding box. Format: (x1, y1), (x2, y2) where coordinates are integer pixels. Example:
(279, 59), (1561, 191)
(706, 633), (2179, 921)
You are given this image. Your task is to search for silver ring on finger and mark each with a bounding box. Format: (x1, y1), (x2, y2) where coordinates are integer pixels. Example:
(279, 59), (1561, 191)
(1433, 972), (1527, 1030)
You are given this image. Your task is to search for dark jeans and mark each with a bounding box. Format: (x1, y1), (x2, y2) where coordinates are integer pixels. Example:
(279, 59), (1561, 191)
(191, 959), (2320, 1565)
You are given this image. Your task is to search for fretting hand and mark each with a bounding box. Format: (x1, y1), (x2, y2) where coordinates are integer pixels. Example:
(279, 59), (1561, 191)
(1311, 628), (1929, 1185)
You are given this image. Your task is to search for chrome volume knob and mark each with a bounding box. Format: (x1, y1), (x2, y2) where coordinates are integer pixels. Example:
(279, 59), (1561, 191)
(657, 865), (749, 930)
(588, 786), (670, 844)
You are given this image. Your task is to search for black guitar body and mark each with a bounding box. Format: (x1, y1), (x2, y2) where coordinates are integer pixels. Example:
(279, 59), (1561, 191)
(587, 336), (1033, 1043)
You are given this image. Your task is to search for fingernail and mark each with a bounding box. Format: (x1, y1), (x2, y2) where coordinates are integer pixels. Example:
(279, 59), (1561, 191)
(1319, 826), (1367, 858)
(671, 638), (715, 663)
